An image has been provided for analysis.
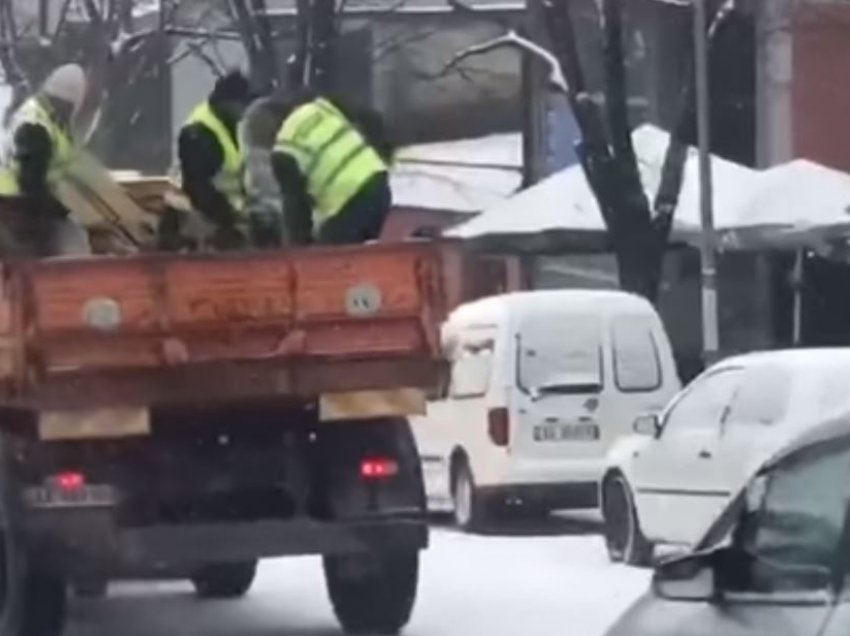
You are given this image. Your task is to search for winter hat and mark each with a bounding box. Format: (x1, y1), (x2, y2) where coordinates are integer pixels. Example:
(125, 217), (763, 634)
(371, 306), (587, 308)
(211, 70), (255, 105)
(41, 64), (87, 113)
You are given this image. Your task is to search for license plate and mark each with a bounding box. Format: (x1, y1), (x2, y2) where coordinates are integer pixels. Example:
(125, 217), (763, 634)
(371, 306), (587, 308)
(533, 423), (600, 442)
(24, 484), (118, 509)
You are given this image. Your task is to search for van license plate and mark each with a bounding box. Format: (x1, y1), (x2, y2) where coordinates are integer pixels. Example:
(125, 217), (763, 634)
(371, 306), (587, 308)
(534, 423), (599, 442)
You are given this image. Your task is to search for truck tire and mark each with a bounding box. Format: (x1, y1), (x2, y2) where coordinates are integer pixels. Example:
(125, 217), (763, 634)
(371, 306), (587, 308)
(324, 551), (419, 635)
(0, 519), (66, 635)
(0, 441), (67, 636)
(191, 561), (258, 599)
(72, 576), (108, 599)
(16, 568), (67, 636)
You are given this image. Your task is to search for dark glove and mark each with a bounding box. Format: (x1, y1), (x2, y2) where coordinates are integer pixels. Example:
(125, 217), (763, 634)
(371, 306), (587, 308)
(211, 224), (247, 251)
(32, 194), (68, 220)
(250, 211), (282, 248)
(157, 207), (191, 251)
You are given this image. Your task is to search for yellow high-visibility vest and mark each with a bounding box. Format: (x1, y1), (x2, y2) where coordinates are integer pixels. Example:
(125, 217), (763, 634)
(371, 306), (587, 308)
(0, 97), (74, 196)
(180, 101), (246, 216)
(273, 98), (386, 232)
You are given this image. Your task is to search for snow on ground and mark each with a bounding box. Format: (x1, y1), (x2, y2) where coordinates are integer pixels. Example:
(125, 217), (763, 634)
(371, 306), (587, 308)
(67, 521), (649, 636)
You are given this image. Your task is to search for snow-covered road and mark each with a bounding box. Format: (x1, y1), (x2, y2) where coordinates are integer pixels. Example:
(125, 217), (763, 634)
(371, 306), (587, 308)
(67, 517), (650, 636)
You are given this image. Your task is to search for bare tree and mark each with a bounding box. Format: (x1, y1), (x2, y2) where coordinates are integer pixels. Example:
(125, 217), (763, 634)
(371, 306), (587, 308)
(447, 0), (733, 303)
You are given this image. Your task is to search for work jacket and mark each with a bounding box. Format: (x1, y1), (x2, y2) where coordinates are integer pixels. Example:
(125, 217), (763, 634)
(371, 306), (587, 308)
(0, 97), (73, 196)
(180, 101), (246, 217)
(273, 98), (386, 233)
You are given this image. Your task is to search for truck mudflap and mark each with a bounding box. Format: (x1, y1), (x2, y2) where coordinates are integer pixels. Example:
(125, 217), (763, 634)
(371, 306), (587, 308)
(24, 509), (428, 574)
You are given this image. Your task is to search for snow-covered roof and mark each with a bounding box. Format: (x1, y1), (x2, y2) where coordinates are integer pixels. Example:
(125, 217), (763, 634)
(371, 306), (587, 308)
(391, 133), (522, 213)
(266, 0), (524, 11)
(449, 289), (654, 324)
(450, 125), (850, 251)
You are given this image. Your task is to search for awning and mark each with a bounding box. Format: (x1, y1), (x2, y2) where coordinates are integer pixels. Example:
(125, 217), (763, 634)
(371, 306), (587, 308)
(449, 125), (850, 253)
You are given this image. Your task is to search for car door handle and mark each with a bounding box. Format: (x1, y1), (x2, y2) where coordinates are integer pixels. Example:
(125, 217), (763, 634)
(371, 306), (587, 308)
(698, 450), (713, 459)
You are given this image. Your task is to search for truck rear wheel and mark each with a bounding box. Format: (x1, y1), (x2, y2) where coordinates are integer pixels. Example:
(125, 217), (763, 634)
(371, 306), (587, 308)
(0, 519), (66, 635)
(0, 447), (66, 636)
(324, 551), (419, 635)
(191, 561), (258, 599)
(14, 567), (67, 636)
(72, 575), (108, 599)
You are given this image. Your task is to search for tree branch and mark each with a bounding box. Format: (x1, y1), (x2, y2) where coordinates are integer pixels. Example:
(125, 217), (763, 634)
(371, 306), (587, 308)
(433, 30), (567, 92)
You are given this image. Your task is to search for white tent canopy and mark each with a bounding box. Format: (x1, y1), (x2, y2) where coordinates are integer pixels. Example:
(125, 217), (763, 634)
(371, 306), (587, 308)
(449, 125), (850, 251)
(391, 133), (522, 213)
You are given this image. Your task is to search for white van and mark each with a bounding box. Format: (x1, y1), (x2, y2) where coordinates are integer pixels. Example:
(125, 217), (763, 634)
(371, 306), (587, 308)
(411, 290), (680, 530)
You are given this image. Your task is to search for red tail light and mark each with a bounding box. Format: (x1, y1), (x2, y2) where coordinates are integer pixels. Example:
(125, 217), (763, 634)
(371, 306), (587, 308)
(360, 458), (399, 480)
(52, 472), (85, 492)
(488, 408), (510, 447)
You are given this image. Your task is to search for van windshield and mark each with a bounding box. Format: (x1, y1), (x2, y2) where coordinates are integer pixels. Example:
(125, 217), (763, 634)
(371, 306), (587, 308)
(516, 314), (603, 395)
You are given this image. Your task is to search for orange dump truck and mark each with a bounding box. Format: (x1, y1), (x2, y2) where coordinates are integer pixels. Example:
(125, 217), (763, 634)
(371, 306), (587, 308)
(0, 240), (474, 636)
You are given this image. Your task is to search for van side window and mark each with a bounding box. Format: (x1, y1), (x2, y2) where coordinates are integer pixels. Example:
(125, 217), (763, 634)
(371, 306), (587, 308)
(611, 317), (662, 392)
(450, 345), (494, 399)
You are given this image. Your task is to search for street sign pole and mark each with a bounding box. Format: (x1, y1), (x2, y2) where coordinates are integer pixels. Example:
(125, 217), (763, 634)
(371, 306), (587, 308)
(694, 0), (720, 364)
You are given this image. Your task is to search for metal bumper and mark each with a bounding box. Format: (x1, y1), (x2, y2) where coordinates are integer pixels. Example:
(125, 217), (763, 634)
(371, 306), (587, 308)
(25, 508), (428, 575)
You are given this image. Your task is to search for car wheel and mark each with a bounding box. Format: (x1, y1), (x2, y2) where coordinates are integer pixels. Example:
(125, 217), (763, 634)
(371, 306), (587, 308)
(191, 561), (257, 599)
(452, 461), (487, 531)
(324, 551), (419, 635)
(603, 474), (654, 567)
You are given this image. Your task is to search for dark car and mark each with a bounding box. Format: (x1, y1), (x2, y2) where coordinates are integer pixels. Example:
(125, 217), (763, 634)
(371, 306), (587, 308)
(606, 410), (850, 636)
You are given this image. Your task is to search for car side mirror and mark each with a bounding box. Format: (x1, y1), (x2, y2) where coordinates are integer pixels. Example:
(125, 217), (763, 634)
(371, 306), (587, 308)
(633, 413), (661, 437)
(652, 551), (718, 602)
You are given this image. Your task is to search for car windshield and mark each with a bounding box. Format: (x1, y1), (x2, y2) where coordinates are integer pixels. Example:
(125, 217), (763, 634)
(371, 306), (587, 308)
(734, 437), (850, 595)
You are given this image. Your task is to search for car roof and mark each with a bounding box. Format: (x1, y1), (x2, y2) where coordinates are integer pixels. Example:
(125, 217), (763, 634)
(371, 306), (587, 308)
(763, 409), (850, 471)
(715, 347), (850, 372)
(448, 290), (655, 326)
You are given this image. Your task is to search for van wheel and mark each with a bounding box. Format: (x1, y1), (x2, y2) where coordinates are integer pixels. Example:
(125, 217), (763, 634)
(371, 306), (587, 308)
(452, 461), (487, 531)
(191, 561), (257, 599)
(324, 551), (418, 635)
(602, 474), (654, 567)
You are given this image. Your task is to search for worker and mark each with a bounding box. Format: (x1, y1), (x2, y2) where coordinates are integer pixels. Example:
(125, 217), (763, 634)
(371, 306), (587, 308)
(239, 95), (288, 247)
(0, 64), (91, 256)
(176, 70), (255, 250)
(271, 91), (394, 245)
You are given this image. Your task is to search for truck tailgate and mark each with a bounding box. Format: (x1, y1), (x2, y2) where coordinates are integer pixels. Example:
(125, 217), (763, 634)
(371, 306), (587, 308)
(0, 241), (466, 409)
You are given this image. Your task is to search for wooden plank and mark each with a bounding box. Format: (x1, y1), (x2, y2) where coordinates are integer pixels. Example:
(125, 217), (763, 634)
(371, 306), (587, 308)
(53, 151), (158, 247)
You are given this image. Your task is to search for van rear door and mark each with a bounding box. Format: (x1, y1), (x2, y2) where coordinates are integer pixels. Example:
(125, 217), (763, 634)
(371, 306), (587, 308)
(511, 313), (608, 464)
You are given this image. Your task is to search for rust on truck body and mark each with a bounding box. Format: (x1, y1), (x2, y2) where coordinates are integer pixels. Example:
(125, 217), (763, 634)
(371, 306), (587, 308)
(0, 241), (467, 410)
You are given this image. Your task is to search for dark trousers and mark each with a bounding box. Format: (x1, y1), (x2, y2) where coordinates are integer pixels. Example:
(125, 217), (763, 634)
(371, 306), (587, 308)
(316, 172), (391, 245)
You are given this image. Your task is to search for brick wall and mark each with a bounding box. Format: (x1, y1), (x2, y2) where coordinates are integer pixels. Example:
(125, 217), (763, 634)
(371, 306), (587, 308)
(792, 3), (850, 171)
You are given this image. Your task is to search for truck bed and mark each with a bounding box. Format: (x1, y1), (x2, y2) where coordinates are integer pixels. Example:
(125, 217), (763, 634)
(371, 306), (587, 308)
(0, 241), (468, 410)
